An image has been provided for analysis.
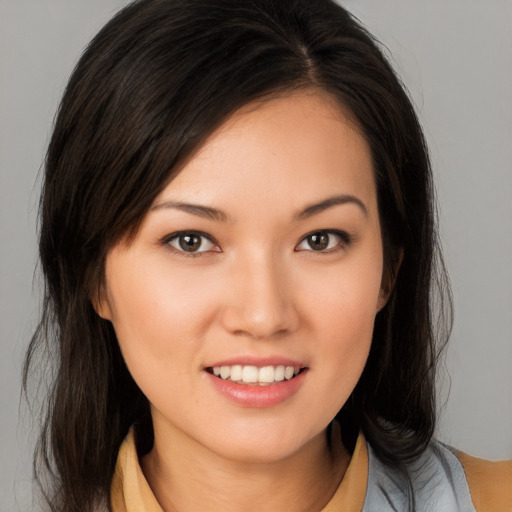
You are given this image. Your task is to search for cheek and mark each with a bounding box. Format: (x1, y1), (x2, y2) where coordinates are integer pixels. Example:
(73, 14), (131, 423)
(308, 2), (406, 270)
(307, 289), (377, 420)
(299, 250), (383, 391)
(104, 256), (217, 373)
(103, 259), (222, 419)
(302, 252), (382, 337)
(311, 283), (377, 378)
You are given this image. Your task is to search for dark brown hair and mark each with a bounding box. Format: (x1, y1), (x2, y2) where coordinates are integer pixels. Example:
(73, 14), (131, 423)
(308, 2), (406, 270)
(24, 0), (452, 510)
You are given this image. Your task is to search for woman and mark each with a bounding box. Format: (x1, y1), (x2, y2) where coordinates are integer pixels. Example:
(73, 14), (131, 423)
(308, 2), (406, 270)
(24, 0), (511, 511)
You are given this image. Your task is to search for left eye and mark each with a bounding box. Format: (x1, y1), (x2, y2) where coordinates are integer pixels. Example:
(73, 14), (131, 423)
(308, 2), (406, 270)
(166, 232), (216, 253)
(296, 231), (347, 252)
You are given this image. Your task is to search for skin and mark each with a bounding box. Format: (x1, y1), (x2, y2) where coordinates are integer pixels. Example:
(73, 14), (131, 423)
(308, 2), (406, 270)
(97, 90), (391, 512)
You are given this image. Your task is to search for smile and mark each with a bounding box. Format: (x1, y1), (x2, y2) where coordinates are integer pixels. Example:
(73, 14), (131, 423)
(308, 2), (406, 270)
(207, 365), (303, 385)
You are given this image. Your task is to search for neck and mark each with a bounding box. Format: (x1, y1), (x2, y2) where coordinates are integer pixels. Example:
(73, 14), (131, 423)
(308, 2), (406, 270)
(141, 422), (350, 512)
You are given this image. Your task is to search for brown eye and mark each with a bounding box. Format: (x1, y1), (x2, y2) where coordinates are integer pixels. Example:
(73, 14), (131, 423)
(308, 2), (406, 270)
(307, 232), (329, 251)
(296, 230), (350, 253)
(179, 233), (202, 251)
(165, 231), (216, 254)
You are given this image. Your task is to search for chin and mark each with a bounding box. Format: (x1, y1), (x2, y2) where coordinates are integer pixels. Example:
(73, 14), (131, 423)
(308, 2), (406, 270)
(201, 421), (324, 465)
(216, 441), (301, 465)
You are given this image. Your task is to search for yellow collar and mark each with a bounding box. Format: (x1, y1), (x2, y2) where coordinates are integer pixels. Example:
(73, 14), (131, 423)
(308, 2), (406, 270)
(110, 428), (368, 512)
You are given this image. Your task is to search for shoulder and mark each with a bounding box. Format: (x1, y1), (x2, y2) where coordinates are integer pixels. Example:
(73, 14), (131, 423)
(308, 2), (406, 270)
(364, 438), (512, 511)
(454, 448), (512, 512)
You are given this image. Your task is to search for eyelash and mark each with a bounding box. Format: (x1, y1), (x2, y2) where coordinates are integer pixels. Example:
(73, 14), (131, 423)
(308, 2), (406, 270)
(160, 229), (353, 258)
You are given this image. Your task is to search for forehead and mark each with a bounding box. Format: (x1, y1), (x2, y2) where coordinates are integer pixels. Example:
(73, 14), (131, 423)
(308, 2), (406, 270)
(154, 90), (376, 220)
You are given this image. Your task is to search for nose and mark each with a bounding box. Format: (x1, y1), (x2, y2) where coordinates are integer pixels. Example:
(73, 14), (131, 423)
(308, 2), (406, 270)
(220, 251), (300, 340)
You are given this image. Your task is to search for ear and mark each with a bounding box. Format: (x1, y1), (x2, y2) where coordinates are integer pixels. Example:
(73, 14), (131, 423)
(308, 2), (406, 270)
(90, 283), (113, 321)
(377, 247), (404, 312)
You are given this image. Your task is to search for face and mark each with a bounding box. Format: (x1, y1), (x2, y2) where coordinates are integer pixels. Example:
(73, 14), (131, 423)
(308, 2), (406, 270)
(98, 91), (388, 463)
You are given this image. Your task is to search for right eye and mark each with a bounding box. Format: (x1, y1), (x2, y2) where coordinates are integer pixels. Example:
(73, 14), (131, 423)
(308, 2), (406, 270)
(163, 231), (218, 255)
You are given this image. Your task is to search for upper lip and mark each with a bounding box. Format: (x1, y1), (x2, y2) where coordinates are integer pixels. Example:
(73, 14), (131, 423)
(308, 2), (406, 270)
(205, 356), (307, 368)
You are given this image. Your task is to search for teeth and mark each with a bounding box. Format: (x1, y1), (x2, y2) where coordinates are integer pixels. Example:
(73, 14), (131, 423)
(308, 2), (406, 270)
(220, 366), (230, 380)
(242, 366), (258, 383)
(210, 364), (301, 385)
(274, 365), (285, 381)
(258, 366), (275, 383)
(230, 364), (243, 381)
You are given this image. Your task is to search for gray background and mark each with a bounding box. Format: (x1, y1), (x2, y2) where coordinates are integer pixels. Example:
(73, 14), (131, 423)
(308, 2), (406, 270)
(1, 1), (511, 510)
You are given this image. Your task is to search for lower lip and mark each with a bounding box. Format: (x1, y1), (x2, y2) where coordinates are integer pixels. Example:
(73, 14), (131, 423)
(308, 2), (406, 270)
(205, 370), (308, 408)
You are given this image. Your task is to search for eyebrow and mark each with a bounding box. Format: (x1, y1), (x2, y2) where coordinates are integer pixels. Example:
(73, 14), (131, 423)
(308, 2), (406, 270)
(294, 194), (368, 220)
(151, 201), (229, 222)
(151, 194), (367, 222)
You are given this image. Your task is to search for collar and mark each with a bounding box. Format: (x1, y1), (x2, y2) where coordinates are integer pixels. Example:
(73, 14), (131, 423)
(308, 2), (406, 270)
(111, 428), (368, 512)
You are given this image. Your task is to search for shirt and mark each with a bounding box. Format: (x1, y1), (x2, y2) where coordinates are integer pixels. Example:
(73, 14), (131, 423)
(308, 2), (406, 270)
(111, 429), (512, 511)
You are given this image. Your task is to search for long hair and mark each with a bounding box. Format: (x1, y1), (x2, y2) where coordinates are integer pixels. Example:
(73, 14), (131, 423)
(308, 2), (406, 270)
(24, 0), (452, 510)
